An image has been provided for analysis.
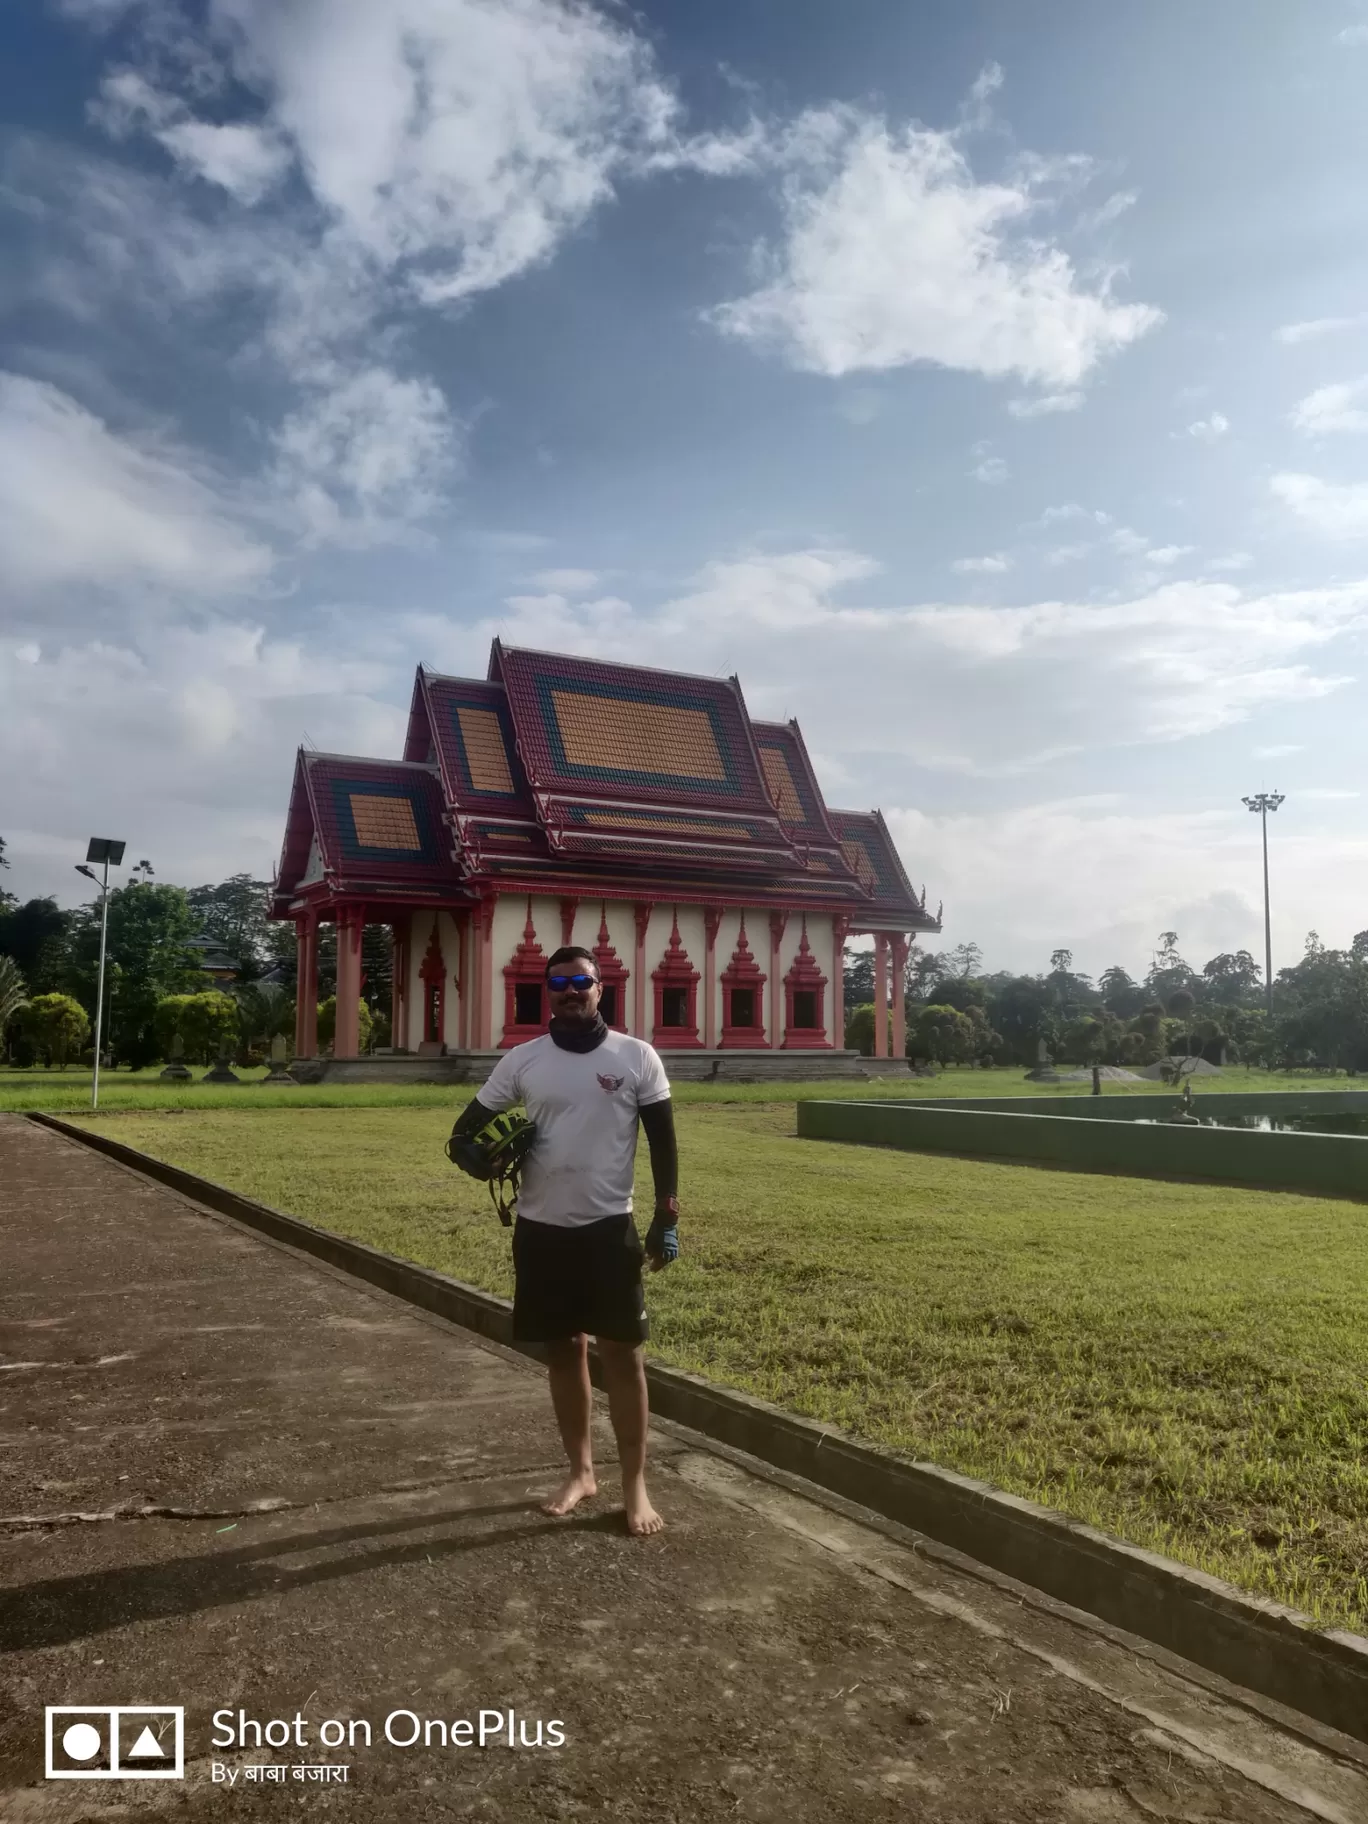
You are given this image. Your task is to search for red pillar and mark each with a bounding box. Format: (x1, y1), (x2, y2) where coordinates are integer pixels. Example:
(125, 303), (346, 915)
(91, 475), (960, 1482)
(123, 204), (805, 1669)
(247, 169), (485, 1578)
(873, 934), (889, 1058)
(768, 911), (789, 1050)
(891, 934), (909, 1064)
(633, 903), (651, 1037)
(703, 907), (722, 1049)
(474, 896), (496, 1049)
(832, 915), (850, 1051)
(334, 905), (362, 1059)
(294, 913), (318, 1058)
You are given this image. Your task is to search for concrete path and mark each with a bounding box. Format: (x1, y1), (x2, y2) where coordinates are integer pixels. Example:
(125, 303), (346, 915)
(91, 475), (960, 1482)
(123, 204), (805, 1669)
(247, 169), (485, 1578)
(2, 1112), (1367, 1823)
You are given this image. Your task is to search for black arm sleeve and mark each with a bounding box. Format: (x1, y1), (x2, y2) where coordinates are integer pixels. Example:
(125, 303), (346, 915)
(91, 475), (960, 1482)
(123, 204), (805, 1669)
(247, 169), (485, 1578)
(638, 1098), (679, 1207)
(449, 1096), (498, 1142)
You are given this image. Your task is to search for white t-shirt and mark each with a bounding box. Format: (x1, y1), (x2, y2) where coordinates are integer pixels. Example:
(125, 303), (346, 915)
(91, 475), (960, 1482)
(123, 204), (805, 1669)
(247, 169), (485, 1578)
(477, 1030), (672, 1228)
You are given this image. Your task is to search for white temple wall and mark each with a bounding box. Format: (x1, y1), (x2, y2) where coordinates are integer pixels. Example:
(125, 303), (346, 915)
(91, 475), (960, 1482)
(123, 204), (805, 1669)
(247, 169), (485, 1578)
(400, 908), (465, 1049)
(779, 911), (835, 1045)
(470, 894), (837, 1048)
(437, 910), (464, 1049)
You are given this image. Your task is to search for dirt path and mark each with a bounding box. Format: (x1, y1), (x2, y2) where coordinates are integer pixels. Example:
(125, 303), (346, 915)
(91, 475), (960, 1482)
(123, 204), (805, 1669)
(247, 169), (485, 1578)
(2, 1112), (1366, 1822)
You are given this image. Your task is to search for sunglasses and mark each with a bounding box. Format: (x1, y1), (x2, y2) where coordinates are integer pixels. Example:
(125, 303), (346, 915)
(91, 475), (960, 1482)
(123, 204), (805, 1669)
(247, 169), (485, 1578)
(547, 973), (598, 992)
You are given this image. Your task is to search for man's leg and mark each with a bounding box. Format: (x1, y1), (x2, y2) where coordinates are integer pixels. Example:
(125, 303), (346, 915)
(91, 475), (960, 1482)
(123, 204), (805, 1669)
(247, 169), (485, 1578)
(597, 1339), (664, 1536)
(541, 1334), (597, 1516)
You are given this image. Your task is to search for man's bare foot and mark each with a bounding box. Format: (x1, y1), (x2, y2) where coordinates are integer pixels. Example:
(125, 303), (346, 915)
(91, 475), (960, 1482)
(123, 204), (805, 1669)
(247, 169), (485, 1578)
(541, 1469), (597, 1517)
(623, 1480), (665, 1537)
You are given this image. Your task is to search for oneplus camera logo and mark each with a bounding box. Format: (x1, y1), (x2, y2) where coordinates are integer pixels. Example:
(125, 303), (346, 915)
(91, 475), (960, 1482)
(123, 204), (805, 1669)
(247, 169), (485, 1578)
(45, 1706), (185, 1780)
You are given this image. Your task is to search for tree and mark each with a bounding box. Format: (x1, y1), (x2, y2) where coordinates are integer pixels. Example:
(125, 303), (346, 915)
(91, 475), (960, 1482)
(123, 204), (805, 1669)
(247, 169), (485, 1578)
(154, 992), (241, 1065)
(1098, 965), (1145, 1019)
(0, 897), (72, 990)
(317, 997), (374, 1053)
(0, 955), (28, 1057)
(1146, 931), (1195, 1005)
(941, 941), (983, 978)
(186, 875), (294, 981)
(910, 1002), (998, 1066)
(980, 973), (1055, 1065)
(1201, 950), (1263, 1008)
(232, 981), (292, 1053)
(61, 883), (203, 1066)
(905, 947), (948, 1002)
(17, 993), (90, 1069)
(0, 834), (13, 915)
(843, 948), (874, 1011)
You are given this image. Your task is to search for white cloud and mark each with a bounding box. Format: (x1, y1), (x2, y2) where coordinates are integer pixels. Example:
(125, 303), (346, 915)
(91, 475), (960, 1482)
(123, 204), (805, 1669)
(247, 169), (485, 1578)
(1272, 471), (1368, 537)
(1045, 543), (1089, 565)
(707, 101), (1161, 384)
(436, 547), (1368, 780)
(1181, 412), (1229, 442)
(1274, 314), (1368, 345)
(1290, 378), (1368, 435)
(94, 69), (291, 203)
(1145, 544), (1194, 566)
(56, 0), (760, 548)
(1206, 552), (1253, 572)
(1006, 391), (1084, 418)
(0, 617), (404, 902)
(1254, 743), (1303, 758)
(155, 119), (292, 204)
(0, 372), (272, 594)
(269, 365), (458, 547)
(529, 568), (601, 596)
(887, 798), (1368, 976)
(972, 455), (1009, 484)
(951, 554), (1010, 574)
(174, 0), (753, 305)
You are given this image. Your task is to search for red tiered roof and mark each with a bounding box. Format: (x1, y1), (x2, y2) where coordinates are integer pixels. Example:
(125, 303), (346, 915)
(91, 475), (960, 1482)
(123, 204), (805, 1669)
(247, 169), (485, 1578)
(272, 643), (939, 931)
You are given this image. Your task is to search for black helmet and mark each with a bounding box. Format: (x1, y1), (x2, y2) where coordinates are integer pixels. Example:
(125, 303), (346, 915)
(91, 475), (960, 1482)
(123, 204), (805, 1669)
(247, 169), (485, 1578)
(446, 1111), (537, 1226)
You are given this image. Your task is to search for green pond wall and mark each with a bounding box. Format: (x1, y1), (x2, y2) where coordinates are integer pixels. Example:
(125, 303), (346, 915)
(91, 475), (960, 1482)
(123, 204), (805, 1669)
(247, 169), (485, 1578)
(796, 1101), (1368, 1200)
(914, 1091), (1368, 1122)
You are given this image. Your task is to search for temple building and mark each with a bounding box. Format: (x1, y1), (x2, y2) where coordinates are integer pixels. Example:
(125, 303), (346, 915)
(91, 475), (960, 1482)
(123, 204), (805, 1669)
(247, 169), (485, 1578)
(270, 643), (940, 1078)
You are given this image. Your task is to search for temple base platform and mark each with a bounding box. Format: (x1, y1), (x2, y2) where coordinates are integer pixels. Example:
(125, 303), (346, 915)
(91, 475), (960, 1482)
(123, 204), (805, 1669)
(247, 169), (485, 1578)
(288, 1048), (904, 1086)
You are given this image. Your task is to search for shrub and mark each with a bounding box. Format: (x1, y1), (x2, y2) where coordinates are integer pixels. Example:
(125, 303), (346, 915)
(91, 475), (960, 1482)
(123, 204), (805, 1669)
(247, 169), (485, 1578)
(16, 993), (91, 1069)
(154, 991), (240, 1064)
(317, 997), (374, 1053)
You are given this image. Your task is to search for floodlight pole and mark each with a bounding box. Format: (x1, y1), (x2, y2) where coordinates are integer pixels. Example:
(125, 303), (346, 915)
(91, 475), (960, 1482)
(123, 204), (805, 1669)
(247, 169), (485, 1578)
(91, 852), (111, 1112)
(1242, 792), (1285, 1020)
(78, 838), (125, 1110)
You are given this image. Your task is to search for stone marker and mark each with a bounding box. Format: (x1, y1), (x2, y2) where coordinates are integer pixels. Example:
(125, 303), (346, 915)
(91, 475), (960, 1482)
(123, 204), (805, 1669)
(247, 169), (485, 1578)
(202, 1049), (242, 1086)
(261, 1033), (297, 1086)
(158, 1034), (192, 1082)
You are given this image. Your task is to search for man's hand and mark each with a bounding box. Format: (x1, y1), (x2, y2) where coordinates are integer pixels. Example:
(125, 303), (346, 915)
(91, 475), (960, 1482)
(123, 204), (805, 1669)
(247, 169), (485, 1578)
(644, 1209), (679, 1272)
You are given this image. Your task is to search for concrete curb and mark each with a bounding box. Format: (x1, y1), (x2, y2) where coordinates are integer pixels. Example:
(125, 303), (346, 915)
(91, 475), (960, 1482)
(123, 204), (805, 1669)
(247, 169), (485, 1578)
(30, 1111), (1368, 1748)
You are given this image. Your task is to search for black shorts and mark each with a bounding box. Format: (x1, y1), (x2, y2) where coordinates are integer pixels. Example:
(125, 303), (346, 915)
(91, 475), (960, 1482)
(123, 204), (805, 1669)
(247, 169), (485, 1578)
(511, 1213), (649, 1345)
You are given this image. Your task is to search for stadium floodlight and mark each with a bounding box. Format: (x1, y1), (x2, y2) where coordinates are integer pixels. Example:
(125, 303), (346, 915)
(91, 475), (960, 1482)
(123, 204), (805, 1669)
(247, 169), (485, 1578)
(75, 840), (125, 1110)
(1241, 793), (1285, 1019)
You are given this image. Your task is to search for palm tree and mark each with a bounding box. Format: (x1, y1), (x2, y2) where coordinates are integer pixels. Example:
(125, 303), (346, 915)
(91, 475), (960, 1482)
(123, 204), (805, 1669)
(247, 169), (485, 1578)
(0, 955), (29, 1059)
(231, 980), (289, 1051)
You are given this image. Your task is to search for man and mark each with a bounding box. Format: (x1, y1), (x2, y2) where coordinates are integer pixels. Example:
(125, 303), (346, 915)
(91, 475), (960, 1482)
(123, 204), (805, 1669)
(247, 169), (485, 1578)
(448, 944), (679, 1536)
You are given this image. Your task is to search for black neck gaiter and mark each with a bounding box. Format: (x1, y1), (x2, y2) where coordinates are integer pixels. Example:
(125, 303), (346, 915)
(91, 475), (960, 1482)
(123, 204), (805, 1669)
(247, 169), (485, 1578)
(548, 1013), (609, 1053)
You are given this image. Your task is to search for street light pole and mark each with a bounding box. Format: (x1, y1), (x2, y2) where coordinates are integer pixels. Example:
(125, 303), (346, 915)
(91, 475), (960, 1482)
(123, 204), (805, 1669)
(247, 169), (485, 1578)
(76, 839), (125, 1111)
(1241, 793), (1285, 1020)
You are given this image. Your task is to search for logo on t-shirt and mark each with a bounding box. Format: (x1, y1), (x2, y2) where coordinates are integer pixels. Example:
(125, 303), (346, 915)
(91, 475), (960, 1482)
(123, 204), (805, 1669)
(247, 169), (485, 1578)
(596, 1073), (626, 1093)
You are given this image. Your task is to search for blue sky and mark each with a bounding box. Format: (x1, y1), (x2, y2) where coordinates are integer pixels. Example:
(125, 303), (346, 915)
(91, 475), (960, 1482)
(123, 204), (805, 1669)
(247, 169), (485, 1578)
(2, 0), (1367, 977)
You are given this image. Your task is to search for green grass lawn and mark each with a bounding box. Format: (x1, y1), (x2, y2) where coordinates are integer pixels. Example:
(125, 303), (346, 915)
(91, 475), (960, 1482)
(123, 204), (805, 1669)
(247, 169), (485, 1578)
(3, 1060), (1357, 1115)
(68, 1100), (1368, 1633)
